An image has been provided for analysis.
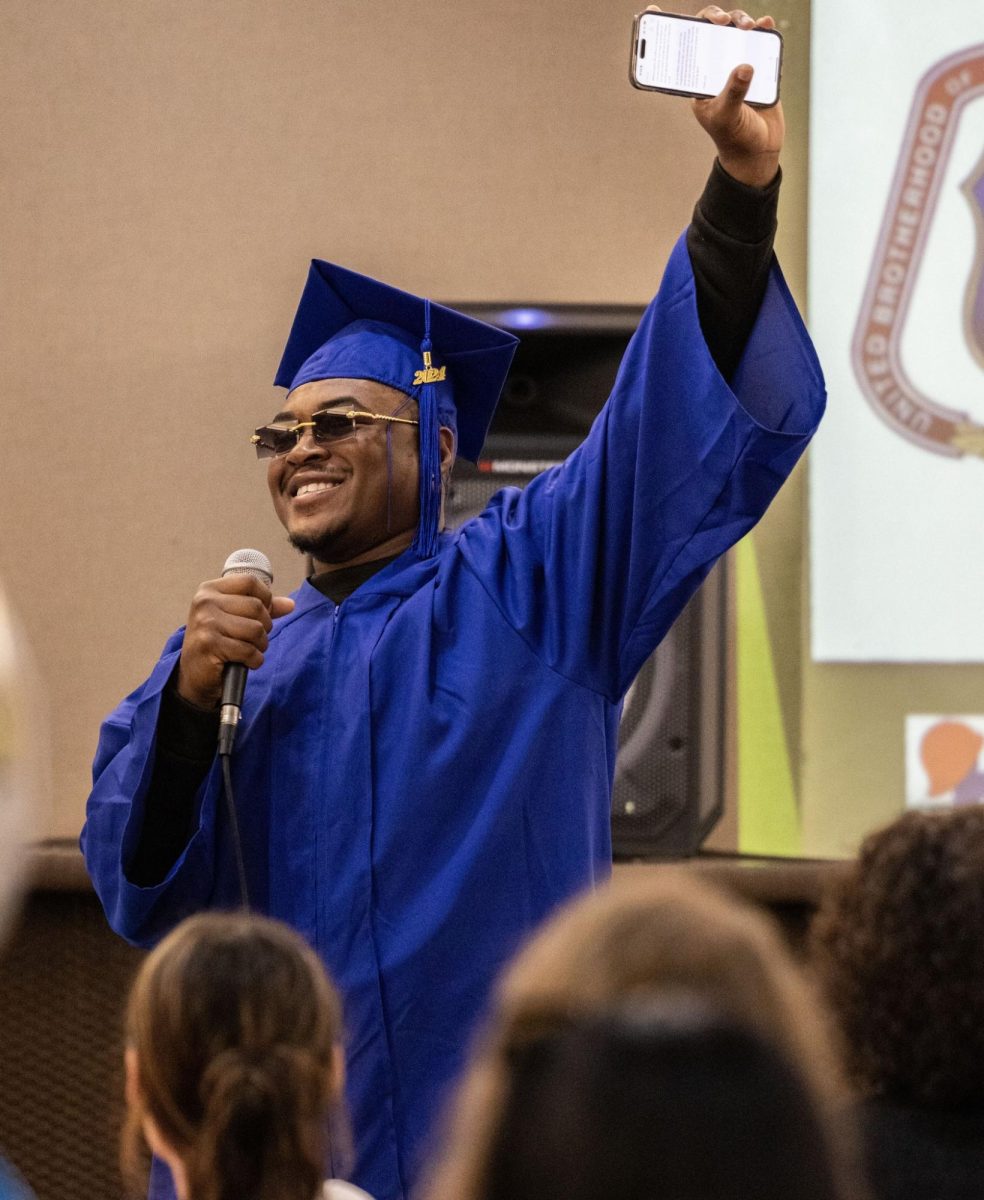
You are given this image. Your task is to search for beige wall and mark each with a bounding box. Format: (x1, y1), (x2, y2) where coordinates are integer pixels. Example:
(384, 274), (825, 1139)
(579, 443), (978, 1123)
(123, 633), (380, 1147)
(2, 0), (811, 840)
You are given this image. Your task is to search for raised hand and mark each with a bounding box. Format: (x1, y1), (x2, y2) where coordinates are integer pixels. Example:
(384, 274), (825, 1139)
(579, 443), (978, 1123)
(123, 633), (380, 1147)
(645, 5), (784, 188)
(690, 6), (784, 187)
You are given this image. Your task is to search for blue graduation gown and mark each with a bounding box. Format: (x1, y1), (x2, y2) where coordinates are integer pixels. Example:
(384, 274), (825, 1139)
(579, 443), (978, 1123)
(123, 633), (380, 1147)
(81, 237), (825, 1200)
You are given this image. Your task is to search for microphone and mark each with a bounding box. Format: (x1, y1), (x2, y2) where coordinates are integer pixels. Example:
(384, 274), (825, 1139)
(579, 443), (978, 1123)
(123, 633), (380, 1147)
(217, 548), (273, 757)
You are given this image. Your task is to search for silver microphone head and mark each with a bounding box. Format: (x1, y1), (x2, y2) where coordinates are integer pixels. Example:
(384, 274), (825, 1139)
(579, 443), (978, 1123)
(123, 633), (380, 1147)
(221, 548), (273, 587)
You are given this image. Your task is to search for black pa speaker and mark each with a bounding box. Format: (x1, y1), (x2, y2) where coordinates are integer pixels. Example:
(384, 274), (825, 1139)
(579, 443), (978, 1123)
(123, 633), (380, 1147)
(449, 302), (727, 859)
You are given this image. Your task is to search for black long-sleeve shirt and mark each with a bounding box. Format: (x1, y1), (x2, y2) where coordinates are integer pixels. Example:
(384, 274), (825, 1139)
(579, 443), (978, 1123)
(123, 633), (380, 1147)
(126, 159), (781, 887)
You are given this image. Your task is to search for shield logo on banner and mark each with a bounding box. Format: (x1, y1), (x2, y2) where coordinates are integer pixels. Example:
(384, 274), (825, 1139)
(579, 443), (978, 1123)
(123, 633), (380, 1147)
(965, 153), (984, 370)
(852, 45), (984, 458)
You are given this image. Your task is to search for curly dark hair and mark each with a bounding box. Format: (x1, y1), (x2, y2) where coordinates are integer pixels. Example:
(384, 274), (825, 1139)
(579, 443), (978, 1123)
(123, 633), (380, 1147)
(811, 806), (984, 1109)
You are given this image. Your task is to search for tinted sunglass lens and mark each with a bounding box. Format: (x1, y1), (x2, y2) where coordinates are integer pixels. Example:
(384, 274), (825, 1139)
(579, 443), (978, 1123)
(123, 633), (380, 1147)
(254, 427), (299, 458)
(312, 413), (355, 443)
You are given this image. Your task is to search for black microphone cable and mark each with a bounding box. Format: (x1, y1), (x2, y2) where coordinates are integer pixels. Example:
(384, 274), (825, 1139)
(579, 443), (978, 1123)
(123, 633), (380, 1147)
(215, 548), (274, 912)
(219, 752), (250, 912)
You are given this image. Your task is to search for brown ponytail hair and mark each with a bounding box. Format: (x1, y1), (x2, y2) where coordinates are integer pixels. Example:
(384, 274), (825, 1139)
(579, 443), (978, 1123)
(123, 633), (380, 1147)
(123, 912), (344, 1200)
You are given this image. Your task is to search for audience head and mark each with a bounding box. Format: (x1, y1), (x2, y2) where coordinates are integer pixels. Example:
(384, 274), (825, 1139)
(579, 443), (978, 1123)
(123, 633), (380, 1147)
(424, 871), (850, 1200)
(499, 870), (840, 1091)
(812, 806), (984, 1110)
(0, 580), (44, 949)
(123, 911), (345, 1200)
(484, 994), (848, 1200)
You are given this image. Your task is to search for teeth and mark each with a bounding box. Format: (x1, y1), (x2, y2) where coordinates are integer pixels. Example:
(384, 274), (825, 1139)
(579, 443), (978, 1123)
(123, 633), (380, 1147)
(296, 480), (340, 498)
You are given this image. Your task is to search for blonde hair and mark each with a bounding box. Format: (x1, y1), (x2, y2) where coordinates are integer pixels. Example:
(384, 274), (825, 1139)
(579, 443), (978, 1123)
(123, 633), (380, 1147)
(424, 871), (849, 1200)
(123, 912), (344, 1200)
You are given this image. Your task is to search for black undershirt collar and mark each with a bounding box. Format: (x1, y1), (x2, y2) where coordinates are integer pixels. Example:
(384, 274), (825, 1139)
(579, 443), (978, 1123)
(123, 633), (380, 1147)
(308, 553), (404, 605)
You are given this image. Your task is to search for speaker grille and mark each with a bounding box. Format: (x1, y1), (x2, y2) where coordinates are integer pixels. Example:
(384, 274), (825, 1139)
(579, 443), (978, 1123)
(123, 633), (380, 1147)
(0, 890), (146, 1200)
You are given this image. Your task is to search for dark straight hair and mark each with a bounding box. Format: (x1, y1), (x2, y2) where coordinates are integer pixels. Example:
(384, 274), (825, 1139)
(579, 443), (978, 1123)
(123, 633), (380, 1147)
(485, 996), (852, 1200)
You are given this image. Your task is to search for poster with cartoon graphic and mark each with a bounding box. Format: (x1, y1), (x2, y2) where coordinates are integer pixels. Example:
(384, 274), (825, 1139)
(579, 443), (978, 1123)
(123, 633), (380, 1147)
(810, 3), (984, 661)
(906, 715), (984, 807)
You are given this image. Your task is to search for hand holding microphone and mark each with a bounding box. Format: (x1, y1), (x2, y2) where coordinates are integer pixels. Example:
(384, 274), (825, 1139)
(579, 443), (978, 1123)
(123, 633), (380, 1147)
(176, 549), (295, 752)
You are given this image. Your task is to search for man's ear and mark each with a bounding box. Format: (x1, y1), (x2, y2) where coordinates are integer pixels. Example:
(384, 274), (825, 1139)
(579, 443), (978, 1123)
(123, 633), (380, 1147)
(438, 426), (456, 481)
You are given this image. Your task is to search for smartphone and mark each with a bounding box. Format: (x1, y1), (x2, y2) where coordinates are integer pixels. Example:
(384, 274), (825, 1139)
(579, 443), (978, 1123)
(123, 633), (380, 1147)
(630, 10), (782, 107)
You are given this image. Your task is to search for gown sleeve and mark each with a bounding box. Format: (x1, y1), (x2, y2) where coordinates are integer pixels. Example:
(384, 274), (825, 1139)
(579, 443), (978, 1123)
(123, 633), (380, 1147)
(456, 217), (825, 702)
(79, 631), (227, 946)
(124, 683), (217, 886)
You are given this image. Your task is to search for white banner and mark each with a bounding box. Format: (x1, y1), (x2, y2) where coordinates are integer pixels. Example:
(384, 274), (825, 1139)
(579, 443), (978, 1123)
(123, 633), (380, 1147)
(809, 3), (984, 661)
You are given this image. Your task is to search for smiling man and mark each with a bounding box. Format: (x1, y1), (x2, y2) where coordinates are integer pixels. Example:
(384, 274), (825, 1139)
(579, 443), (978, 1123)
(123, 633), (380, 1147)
(268, 385), (425, 564)
(83, 17), (825, 1200)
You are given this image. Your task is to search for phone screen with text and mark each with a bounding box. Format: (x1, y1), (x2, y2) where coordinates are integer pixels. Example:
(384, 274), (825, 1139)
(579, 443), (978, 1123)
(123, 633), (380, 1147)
(634, 14), (781, 106)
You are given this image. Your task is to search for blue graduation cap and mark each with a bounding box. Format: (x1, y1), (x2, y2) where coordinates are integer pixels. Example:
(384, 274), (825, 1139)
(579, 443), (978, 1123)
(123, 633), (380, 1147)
(275, 262), (519, 557)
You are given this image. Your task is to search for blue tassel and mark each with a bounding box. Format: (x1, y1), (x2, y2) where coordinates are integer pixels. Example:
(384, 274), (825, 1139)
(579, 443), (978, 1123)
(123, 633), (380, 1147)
(411, 300), (441, 558)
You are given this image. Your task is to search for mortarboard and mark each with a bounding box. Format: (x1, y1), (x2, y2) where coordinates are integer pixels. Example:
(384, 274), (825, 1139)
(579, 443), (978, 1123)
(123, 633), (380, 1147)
(274, 262), (519, 558)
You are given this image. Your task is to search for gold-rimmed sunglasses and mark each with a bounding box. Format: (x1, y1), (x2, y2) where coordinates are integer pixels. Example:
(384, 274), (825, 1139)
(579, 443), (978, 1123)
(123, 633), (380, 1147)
(250, 409), (420, 460)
